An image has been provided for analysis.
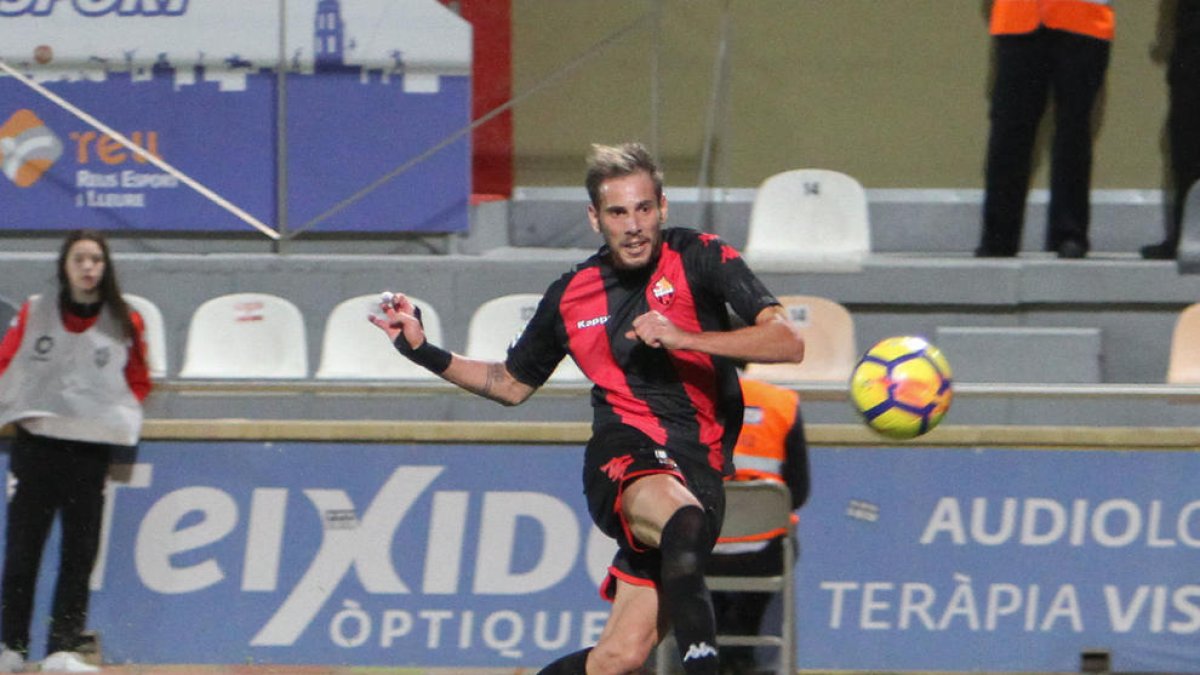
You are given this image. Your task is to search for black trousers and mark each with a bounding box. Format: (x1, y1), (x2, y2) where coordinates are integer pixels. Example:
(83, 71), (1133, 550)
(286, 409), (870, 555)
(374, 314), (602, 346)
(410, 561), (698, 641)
(980, 28), (1111, 255)
(1165, 6), (1200, 249)
(1, 429), (111, 657)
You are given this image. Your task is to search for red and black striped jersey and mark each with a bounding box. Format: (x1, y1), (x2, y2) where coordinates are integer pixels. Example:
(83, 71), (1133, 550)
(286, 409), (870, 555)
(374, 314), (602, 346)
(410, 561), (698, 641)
(506, 228), (780, 475)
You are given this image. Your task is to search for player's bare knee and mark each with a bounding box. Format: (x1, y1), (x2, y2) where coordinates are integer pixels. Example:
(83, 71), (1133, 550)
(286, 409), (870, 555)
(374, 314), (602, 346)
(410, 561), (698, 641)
(589, 633), (655, 674)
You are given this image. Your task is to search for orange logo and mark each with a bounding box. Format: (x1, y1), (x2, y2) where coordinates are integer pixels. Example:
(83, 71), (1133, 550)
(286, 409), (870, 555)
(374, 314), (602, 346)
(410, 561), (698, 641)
(0, 109), (63, 188)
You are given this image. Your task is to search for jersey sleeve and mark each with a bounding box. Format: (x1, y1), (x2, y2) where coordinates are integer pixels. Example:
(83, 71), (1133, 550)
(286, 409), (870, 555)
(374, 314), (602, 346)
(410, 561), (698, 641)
(692, 232), (780, 324)
(504, 284), (570, 388)
(125, 310), (153, 402)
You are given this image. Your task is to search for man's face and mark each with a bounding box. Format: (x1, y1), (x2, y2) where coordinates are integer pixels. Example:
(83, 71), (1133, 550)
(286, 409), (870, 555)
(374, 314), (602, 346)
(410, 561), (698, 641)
(587, 170), (667, 270)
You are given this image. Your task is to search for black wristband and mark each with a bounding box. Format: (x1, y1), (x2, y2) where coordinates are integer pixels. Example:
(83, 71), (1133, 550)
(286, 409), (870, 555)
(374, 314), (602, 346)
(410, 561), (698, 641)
(395, 336), (452, 374)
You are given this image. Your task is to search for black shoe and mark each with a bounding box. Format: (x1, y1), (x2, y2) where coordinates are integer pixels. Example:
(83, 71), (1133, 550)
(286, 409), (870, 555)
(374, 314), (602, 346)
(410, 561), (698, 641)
(1140, 242), (1176, 260)
(1056, 240), (1087, 259)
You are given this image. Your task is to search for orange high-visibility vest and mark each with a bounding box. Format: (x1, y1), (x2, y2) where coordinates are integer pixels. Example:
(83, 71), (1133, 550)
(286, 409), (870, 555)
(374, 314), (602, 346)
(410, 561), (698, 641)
(991, 0), (1114, 41)
(731, 379), (798, 484)
(718, 379), (801, 545)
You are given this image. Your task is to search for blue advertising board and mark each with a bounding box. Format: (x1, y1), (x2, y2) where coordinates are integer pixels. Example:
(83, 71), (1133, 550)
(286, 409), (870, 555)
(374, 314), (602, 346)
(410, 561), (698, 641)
(1, 440), (1197, 672)
(0, 0), (471, 234)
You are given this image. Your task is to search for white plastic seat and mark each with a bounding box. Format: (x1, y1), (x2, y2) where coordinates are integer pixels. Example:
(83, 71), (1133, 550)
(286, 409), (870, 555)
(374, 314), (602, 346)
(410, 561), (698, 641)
(0, 294), (17, 334)
(179, 292), (307, 379)
(1167, 303), (1200, 383)
(745, 294), (857, 383)
(316, 294), (443, 380)
(123, 294), (168, 379)
(743, 168), (870, 272)
(466, 293), (586, 382)
(656, 480), (797, 674)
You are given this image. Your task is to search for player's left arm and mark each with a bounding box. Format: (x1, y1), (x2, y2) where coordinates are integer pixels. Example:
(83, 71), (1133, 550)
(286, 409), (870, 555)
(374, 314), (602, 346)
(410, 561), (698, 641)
(627, 305), (804, 363)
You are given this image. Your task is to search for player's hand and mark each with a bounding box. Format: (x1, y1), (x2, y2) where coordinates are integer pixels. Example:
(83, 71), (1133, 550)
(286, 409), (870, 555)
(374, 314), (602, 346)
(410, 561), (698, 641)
(626, 310), (683, 349)
(368, 291), (427, 350)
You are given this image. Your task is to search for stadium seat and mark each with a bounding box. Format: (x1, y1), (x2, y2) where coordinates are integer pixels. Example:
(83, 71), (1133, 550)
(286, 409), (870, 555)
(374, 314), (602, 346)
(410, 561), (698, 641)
(745, 295), (857, 383)
(0, 294), (17, 333)
(179, 292), (307, 379)
(655, 480), (797, 675)
(316, 294), (444, 380)
(743, 168), (871, 272)
(466, 293), (586, 383)
(123, 294), (168, 379)
(1175, 181), (1200, 274)
(1167, 303), (1200, 383)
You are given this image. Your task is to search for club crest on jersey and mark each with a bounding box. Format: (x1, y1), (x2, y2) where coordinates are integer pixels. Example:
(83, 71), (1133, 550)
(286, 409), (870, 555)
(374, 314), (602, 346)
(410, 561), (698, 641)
(652, 277), (675, 306)
(94, 347), (111, 369)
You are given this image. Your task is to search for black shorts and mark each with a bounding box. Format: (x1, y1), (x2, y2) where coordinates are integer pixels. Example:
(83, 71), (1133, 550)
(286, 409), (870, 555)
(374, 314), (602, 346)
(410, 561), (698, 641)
(582, 425), (726, 601)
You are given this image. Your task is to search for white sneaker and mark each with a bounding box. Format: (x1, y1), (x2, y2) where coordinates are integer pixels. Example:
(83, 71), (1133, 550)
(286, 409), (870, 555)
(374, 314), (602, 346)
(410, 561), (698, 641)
(0, 646), (23, 673)
(39, 651), (98, 672)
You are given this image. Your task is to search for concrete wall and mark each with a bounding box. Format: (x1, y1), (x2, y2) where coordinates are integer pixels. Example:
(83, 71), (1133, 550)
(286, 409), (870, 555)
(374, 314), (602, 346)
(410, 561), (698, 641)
(511, 1), (1173, 191)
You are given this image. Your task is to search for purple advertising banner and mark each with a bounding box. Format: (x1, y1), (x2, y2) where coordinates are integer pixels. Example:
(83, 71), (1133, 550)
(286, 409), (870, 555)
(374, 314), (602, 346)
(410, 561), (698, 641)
(0, 0), (471, 234)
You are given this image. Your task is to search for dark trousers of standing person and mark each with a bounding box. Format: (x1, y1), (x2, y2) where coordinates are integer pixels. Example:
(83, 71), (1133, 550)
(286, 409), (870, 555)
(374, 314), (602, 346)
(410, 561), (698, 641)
(705, 538), (787, 675)
(1, 429), (111, 658)
(978, 27), (1111, 258)
(1168, 19), (1200, 252)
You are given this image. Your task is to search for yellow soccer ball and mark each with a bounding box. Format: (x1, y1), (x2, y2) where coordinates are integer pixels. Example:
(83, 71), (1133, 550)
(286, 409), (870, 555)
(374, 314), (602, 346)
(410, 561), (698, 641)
(850, 336), (953, 439)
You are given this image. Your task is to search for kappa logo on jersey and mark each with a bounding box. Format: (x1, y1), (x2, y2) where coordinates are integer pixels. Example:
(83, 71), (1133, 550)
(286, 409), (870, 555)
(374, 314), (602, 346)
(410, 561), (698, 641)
(0, 109), (63, 188)
(682, 641), (718, 661)
(698, 232), (741, 263)
(651, 276), (675, 306)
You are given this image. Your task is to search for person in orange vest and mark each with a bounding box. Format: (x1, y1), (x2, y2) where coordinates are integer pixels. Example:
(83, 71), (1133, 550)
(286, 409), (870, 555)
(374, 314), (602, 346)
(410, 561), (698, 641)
(1142, 0), (1200, 260)
(705, 376), (809, 675)
(975, 0), (1114, 260)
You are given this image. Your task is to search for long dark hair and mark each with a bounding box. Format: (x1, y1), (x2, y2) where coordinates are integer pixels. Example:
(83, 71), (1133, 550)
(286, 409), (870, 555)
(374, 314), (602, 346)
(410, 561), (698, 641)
(56, 229), (135, 339)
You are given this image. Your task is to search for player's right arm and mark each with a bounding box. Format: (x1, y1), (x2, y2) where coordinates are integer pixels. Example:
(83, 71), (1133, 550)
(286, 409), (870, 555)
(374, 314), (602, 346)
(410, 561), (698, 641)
(368, 292), (536, 406)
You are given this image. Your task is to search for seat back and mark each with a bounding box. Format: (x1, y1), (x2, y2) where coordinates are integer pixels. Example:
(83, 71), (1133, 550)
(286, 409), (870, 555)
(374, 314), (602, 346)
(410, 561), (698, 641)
(1167, 303), (1200, 383)
(0, 294), (17, 334)
(123, 294), (168, 379)
(745, 294), (857, 383)
(744, 168), (870, 272)
(179, 292), (308, 379)
(466, 293), (586, 382)
(1174, 180), (1200, 274)
(655, 480), (797, 675)
(316, 294), (443, 380)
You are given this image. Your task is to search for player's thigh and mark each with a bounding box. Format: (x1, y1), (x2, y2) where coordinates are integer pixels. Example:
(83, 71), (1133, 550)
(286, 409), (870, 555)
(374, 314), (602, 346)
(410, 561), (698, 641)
(621, 474), (701, 549)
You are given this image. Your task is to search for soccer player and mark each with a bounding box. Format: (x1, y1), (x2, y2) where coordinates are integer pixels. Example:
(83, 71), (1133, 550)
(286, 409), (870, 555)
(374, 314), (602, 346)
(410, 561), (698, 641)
(371, 142), (804, 674)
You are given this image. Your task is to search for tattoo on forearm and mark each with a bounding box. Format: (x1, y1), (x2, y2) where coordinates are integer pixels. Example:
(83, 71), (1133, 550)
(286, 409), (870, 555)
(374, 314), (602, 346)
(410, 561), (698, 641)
(466, 363), (506, 403)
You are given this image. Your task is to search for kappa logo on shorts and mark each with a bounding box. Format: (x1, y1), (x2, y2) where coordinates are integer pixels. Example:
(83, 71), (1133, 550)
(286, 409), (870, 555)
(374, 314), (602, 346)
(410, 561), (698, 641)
(600, 454), (634, 481)
(0, 109), (63, 188)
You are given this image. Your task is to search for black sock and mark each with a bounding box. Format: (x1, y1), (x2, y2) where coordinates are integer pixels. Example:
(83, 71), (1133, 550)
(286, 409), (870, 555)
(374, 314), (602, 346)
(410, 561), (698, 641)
(660, 506), (719, 674)
(537, 647), (591, 674)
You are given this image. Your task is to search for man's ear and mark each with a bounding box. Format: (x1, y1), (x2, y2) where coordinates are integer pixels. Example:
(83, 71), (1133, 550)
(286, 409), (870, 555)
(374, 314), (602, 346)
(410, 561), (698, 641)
(587, 204), (601, 233)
